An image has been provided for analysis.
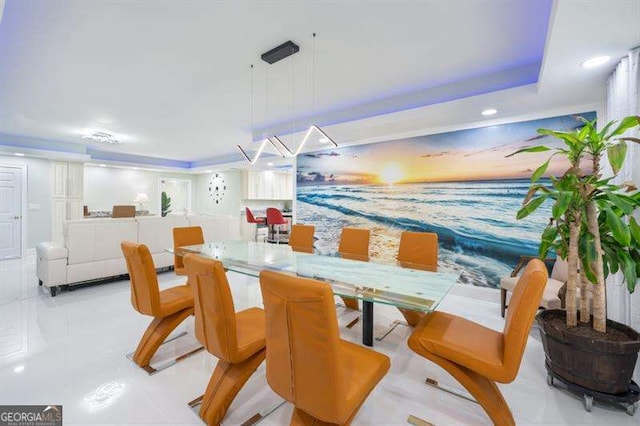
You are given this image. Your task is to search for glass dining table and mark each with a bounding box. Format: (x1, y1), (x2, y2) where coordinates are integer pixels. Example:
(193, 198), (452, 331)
(169, 241), (458, 347)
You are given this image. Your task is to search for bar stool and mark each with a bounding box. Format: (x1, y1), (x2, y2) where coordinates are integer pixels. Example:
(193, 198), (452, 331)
(266, 208), (288, 244)
(259, 270), (390, 425)
(377, 231), (438, 341)
(407, 259), (547, 425)
(245, 207), (267, 242)
(288, 224), (315, 253)
(173, 226), (204, 276)
(337, 227), (371, 311)
(121, 241), (203, 374)
(183, 254), (266, 425)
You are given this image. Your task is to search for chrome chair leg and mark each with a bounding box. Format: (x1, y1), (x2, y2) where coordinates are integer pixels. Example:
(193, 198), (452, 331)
(407, 414), (435, 426)
(125, 331), (204, 375)
(239, 399), (287, 426)
(375, 319), (410, 341)
(424, 377), (478, 404)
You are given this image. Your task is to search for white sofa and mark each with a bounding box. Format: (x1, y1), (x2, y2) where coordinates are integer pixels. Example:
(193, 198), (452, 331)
(36, 214), (240, 296)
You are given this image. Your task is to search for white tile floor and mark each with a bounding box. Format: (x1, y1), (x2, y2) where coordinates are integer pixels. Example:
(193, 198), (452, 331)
(0, 252), (637, 425)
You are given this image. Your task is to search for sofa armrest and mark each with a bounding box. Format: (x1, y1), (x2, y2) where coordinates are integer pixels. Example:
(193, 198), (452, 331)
(36, 242), (68, 261)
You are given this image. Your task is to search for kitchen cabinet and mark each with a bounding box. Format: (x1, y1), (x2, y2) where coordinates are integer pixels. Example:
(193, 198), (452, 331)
(242, 171), (293, 200)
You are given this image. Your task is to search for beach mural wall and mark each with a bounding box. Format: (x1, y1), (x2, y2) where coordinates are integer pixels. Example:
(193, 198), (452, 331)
(296, 112), (597, 288)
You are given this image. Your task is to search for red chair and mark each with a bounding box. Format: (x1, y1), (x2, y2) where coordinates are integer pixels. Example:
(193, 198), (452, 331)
(266, 208), (288, 244)
(245, 207), (266, 241)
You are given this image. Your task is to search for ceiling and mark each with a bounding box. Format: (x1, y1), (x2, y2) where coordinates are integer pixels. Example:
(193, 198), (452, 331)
(0, 0), (638, 170)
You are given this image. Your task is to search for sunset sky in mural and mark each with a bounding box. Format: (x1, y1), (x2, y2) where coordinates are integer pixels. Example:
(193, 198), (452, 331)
(297, 113), (596, 185)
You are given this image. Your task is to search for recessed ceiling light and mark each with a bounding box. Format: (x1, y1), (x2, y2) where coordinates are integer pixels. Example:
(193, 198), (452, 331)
(131, 167), (138, 170)
(205, 169), (212, 173)
(13, 365), (25, 373)
(581, 56), (610, 68)
(14, 152), (25, 156)
(267, 162), (274, 166)
(82, 131), (120, 144)
(481, 108), (497, 116)
(97, 118), (113, 125)
(99, 164), (106, 167)
(318, 137), (330, 143)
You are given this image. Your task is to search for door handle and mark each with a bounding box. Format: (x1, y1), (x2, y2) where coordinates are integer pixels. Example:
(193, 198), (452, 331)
(14, 215), (20, 220)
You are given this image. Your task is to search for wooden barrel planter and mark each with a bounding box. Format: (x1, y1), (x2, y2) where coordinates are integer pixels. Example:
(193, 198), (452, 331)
(537, 309), (640, 395)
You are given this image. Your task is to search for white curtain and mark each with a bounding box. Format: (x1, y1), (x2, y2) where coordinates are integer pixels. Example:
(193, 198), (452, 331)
(605, 47), (640, 381)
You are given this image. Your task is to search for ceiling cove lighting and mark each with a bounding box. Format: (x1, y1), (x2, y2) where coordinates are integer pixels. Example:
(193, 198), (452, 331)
(82, 131), (120, 144)
(581, 55), (610, 68)
(481, 108), (497, 116)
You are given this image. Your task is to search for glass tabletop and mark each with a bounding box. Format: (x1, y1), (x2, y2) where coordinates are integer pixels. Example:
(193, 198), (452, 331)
(169, 241), (457, 312)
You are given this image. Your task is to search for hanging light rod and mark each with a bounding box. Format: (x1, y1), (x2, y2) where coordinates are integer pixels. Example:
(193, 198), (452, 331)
(237, 138), (285, 165)
(271, 125), (337, 157)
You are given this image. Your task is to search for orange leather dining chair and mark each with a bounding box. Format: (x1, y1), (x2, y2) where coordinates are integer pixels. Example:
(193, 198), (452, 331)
(183, 254), (266, 426)
(288, 224), (315, 253)
(259, 270), (390, 425)
(397, 231), (438, 327)
(173, 226), (204, 276)
(337, 227), (371, 311)
(376, 231), (439, 342)
(121, 241), (200, 373)
(407, 259), (548, 426)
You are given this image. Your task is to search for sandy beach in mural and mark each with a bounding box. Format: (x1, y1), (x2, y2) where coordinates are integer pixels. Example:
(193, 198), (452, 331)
(296, 112), (596, 288)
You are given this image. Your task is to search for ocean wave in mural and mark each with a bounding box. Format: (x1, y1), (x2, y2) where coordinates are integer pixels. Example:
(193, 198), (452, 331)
(296, 112), (596, 288)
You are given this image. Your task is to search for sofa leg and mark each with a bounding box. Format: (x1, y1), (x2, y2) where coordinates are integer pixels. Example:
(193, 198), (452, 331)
(38, 279), (43, 286)
(50, 286), (58, 297)
(500, 289), (507, 318)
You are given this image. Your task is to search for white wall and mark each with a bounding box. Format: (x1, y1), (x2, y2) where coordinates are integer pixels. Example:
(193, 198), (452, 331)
(195, 171), (242, 217)
(84, 166), (195, 215)
(0, 155), (51, 248)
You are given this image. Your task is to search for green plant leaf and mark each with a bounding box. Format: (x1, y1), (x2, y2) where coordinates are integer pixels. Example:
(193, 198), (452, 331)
(607, 116), (640, 138)
(552, 191), (572, 219)
(605, 191), (634, 215)
(630, 217), (640, 245)
(605, 207), (631, 246)
(506, 145), (552, 158)
(531, 158), (551, 182)
(580, 232), (598, 283)
(618, 250), (638, 293)
(516, 195), (547, 220)
(607, 141), (627, 175)
(539, 225), (558, 258)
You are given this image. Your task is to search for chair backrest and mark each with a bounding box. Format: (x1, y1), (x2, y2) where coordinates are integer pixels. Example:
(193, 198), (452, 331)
(397, 231), (438, 271)
(266, 208), (286, 225)
(338, 227), (370, 261)
(173, 226), (204, 271)
(245, 207), (258, 223)
(259, 270), (347, 424)
(289, 224), (315, 253)
(112, 205), (136, 218)
(121, 241), (161, 316)
(183, 254), (241, 363)
(502, 259), (548, 382)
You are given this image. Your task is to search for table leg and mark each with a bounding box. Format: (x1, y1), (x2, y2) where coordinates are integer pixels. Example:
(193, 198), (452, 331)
(362, 300), (373, 347)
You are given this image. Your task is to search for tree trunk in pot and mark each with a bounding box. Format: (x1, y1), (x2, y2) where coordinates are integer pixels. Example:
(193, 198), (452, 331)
(579, 272), (591, 323)
(586, 201), (607, 333)
(567, 212), (580, 327)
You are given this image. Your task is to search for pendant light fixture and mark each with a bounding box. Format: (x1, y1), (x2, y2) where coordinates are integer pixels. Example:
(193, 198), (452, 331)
(237, 64), (285, 164)
(274, 33), (337, 156)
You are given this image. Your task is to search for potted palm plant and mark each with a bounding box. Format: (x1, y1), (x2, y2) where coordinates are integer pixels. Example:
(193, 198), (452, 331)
(509, 115), (640, 411)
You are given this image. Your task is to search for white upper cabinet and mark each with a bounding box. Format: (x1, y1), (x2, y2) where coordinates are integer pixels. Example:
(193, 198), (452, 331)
(242, 171), (293, 200)
(51, 162), (68, 198)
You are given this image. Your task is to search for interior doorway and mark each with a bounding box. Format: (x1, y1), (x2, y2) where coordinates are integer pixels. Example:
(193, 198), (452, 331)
(158, 177), (192, 216)
(0, 165), (26, 260)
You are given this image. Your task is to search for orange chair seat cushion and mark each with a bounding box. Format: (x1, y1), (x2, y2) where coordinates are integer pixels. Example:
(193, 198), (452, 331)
(234, 307), (267, 362)
(174, 266), (186, 276)
(340, 340), (390, 408)
(408, 311), (505, 381)
(158, 285), (194, 317)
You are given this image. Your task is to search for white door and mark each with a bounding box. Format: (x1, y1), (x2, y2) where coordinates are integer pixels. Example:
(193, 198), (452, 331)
(0, 166), (22, 260)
